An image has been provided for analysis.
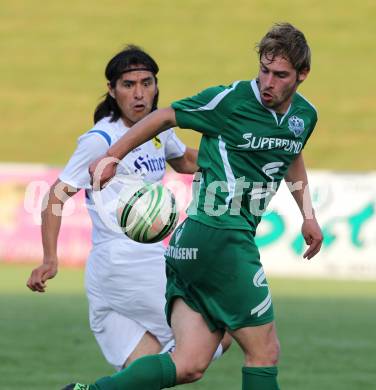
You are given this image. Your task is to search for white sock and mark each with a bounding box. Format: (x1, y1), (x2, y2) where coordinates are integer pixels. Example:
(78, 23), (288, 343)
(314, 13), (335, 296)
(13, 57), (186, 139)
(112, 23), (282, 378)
(212, 343), (223, 360)
(160, 339), (175, 354)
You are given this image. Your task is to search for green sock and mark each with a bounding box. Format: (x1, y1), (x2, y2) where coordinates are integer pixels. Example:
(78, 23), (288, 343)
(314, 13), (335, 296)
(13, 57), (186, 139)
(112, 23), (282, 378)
(242, 366), (280, 390)
(92, 353), (176, 390)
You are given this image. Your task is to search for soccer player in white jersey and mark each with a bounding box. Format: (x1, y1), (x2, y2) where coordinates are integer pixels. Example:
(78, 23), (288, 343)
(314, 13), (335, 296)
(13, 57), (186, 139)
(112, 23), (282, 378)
(68, 24), (323, 390)
(27, 45), (231, 373)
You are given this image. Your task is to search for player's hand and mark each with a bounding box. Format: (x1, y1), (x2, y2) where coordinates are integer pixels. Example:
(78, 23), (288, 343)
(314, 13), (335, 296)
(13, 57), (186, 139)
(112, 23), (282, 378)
(89, 156), (119, 190)
(302, 217), (323, 260)
(27, 260), (58, 293)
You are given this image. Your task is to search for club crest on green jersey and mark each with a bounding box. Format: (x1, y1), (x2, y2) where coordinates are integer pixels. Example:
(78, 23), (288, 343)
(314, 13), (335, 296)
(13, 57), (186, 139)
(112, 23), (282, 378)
(288, 116), (305, 137)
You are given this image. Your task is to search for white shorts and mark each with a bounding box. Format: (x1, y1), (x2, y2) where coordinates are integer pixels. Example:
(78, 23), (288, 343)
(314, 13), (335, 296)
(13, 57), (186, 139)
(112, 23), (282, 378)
(85, 239), (173, 369)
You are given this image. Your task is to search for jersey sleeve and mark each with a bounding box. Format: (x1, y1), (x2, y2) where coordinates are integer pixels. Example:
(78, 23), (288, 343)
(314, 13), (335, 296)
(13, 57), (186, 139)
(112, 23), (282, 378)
(171, 82), (239, 137)
(164, 129), (186, 160)
(302, 112), (318, 149)
(59, 132), (110, 189)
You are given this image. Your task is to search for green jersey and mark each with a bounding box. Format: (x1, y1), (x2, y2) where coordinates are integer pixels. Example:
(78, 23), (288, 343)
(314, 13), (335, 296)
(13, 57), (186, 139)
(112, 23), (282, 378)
(172, 79), (317, 234)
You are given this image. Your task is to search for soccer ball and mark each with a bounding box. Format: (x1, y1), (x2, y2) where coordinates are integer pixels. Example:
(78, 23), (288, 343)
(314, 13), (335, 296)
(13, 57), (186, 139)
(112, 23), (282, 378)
(117, 176), (179, 243)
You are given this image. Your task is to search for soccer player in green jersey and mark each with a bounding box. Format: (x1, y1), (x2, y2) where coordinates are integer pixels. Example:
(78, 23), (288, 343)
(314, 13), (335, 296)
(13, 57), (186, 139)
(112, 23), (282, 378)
(66, 22), (323, 390)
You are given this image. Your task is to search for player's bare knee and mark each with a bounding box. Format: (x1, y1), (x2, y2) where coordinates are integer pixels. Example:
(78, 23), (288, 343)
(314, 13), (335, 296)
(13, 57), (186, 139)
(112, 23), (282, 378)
(245, 338), (280, 366)
(265, 331), (280, 364)
(179, 364), (206, 384)
(267, 339), (280, 365)
(173, 356), (209, 384)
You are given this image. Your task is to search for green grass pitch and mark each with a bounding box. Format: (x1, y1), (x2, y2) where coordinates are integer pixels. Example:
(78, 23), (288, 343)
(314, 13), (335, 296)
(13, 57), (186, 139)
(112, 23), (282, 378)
(1, 263), (376, 389)
(1, 1), (376, 389)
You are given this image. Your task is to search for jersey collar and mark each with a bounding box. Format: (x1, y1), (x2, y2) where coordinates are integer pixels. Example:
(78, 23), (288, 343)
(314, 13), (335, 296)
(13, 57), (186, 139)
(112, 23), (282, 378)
(250, 79), (291, 127)
(117, 117), (131, 133)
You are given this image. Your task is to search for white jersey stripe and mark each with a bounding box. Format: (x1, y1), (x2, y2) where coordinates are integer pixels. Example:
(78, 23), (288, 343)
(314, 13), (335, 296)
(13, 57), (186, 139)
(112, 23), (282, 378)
(251, 291), (272, 317)
(184, 81), (240, 112)
(218, 136), (236, 206)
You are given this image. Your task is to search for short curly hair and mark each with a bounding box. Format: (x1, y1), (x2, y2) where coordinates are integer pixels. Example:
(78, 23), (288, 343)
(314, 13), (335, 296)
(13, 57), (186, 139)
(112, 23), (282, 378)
(257, 23), (311, 73)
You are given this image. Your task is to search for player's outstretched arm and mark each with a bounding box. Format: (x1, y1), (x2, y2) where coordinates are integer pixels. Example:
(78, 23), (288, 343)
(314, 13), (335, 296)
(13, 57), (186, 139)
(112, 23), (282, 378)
(284, 153), (323, 260)
(89, 107), (177, 188)
(27, 180), (78, 292)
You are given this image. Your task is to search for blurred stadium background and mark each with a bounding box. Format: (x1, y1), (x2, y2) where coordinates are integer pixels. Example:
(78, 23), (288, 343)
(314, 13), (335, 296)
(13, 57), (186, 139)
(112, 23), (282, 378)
(1, 1), (375, 389)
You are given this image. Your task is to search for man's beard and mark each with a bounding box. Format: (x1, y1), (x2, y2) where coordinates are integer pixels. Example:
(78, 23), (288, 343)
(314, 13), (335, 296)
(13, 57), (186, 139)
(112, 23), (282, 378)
(266, 83), (297, 112)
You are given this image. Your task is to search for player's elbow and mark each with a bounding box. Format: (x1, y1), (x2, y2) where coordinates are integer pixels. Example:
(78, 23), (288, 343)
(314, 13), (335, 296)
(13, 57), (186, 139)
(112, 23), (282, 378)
(175, 161), (198, 174)
(168, 156), (198, 174)
(170, 148), (198, 174)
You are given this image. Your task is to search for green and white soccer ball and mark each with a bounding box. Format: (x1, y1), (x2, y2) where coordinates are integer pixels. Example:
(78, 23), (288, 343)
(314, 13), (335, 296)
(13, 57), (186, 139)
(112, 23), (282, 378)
(117, 176), (179, 243)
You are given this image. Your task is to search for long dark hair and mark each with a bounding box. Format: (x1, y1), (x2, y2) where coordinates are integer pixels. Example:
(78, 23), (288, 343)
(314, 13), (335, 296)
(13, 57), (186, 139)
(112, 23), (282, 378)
(94, 45), (159, 124)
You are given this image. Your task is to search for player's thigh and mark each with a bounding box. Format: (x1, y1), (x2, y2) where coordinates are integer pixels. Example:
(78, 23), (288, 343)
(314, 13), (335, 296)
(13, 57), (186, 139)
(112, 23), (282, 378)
(125, 331), (162, 367)
(231, 321), (280, 365)
(170, 298), (222, 374)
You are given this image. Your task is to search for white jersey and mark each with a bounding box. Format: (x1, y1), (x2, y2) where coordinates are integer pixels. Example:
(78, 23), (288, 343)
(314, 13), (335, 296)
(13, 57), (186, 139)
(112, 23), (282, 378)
(59, 116), (186, 248)
(58, 117), (186, 368)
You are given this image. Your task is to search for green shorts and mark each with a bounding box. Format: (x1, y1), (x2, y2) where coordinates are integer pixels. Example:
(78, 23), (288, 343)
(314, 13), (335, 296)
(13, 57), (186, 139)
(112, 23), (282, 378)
(164, 218), (274, 332)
